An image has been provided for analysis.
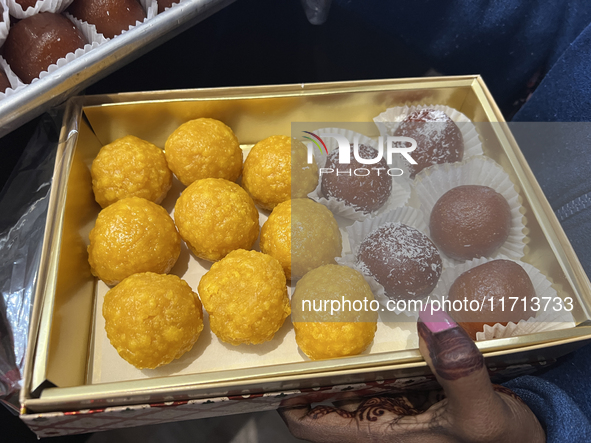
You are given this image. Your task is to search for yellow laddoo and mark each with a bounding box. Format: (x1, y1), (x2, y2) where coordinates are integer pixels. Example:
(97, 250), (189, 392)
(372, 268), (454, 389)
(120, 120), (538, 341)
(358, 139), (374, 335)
(291, 198), (342, 279)
(88, 197), (181, 285)
(242, 136), (318, 211)
(291, 138), (319, 198)
(260, 200), (291, 279)
(292, 265), (378, 360)
(198, 249), (290, 345)
(174, 178), (259, 261)
(91, 135), (172, 208)
(164, 118), (242, 186)
(103, 273), (204, 369)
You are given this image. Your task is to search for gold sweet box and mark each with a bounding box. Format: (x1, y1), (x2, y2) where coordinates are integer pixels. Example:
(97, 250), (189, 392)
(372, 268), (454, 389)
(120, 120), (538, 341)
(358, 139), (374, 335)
(18, 76), (591, 437)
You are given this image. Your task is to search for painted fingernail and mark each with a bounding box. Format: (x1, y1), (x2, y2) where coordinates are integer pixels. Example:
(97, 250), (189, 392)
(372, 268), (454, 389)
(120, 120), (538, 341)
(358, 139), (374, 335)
(418, 303), (457, 333)
(418, 304), (484, 381)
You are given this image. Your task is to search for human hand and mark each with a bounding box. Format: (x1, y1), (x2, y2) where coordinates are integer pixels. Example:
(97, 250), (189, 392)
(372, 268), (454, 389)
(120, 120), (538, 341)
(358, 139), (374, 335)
(279, 307), (545, 442)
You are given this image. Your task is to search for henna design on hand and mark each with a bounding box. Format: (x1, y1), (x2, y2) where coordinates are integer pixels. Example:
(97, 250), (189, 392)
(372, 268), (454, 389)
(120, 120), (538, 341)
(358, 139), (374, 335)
(307, 405), (355, 420)
(305, 395), (425, 424)
(355, 396), (422, 422)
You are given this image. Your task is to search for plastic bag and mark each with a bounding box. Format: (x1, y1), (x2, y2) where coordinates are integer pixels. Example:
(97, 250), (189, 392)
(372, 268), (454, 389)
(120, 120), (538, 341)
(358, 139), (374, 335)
(0, 113), (60, 399)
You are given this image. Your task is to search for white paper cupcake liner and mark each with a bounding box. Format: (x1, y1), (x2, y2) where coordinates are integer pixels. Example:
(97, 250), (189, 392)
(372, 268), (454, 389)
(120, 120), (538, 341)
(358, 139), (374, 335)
(0, 0), (10, 47)
(373, 104), (483, 177)
(7, 0), (74, 19)
(123, 0), (157, 33)
(430, 256), (575, 341)
(64, 0), (156, 40)
(0, 56), (28, 100)
(31, 14), (107, 83)
(0, 11), (106, 87)
(307, 127), (411, 221)
(336, 206), (443, 318)
(157, 0), (185, 13)
(2, 2), (150, 87)
(412, 156), (526, 264)
(144, 0), (158, 19)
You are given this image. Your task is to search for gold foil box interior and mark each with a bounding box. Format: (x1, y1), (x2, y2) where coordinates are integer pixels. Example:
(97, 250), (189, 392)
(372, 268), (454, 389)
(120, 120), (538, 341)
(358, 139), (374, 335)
(20, 77), (591, 414)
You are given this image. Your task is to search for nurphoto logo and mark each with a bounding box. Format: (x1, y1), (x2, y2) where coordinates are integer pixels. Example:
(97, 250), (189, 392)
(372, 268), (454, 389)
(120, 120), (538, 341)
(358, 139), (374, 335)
(302, 131), (418, 177)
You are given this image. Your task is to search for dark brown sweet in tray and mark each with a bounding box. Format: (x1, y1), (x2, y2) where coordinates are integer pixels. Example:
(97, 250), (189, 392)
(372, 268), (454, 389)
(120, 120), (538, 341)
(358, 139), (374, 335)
(0, 70), (11, 93)
(448, 259), (535, 339)
(2, 12), (88, 84)
(429, 185), (511, 261)
(67, 0), (146, 39)
(357, 222), (442, 301)
(321, 143), (392, 213)
(393, 108), (464, 178)
(157, 0), (178, 13)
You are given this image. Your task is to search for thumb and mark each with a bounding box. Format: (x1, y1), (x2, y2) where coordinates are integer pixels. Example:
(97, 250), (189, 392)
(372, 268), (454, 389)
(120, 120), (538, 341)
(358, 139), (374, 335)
(417, 305), (506, 435)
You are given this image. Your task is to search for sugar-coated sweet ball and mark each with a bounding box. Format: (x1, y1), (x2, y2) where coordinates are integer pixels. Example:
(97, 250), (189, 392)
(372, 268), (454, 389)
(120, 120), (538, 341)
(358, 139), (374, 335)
(3, 12), (88, 84)
(91, 135), (172, 208)
(67, 0), (146, 39)
(260, 200), (291, 279)
(198, 249), (290, 345)
(291, 198), (342, 280)
(103, 272), (204, 369)
(321, 143), (392, 213)
(243, 135), (317, 210)
(393, 108), (463, 178)
(174, 178), (259, 261)
(88, 197), (181, 285)
(292, 264), (378, 360)
(429, 185), (512, 261)
(165, 118), (242, 186)
(357, 223), (442, 301)
(448, 259), (535, 339)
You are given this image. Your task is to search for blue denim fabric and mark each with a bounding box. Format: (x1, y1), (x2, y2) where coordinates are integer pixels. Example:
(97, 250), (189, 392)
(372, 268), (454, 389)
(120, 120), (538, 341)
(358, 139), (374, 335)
(514, 22), (591, 123)
(335, 0), (591, 110)
(505, 375), (591, 441)
(510, 23), (591, 438)
(505, 343), (591, 441)
(510, 120), (591, 277)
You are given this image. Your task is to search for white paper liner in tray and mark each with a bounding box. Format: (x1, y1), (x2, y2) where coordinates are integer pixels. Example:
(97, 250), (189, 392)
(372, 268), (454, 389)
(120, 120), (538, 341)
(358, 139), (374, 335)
(157, 0), (185, 13)
(2, 2), (152, 90)
(0, 56), (27, 100)
(430, 256), (576, 341)
(307, 127), (411, 221)
(7, 0), (74, 19)
(336, 206), (443, 318)
(0, 14), (107, 92)
(63, 0), (156, 40)
(32, 14), (107, 83)
(412, 156), (526, 264)
(373, 104), (483, 177)
(0, 0), (9, 47)
(125, 0), (158, 33)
